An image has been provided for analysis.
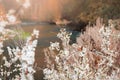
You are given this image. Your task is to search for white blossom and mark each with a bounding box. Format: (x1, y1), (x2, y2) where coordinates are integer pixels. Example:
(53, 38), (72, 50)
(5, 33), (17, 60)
(32, 29), (39, 37)
(0, 21), (8, 27)
(4, 60), (11, 67)
(7, 15), (16, 23)
(23, 0), (30, 8)
(49, 42), (60, 51)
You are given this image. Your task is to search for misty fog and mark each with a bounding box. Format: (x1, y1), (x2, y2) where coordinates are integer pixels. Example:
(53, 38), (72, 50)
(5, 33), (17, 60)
(1, 0), (83, 22)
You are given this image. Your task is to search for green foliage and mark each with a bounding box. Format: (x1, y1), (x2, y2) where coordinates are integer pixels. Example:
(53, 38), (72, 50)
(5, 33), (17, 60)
(14, 30), (30, 40)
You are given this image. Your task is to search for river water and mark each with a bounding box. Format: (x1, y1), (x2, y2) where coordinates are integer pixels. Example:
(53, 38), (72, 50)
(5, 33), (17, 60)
(19, 23), (80, 80)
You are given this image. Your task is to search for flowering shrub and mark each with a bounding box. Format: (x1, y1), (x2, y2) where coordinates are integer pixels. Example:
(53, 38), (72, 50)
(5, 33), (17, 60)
(43, 18), (120, 80)
(0, 28), (39, 80)
(0, 1), (39, 80)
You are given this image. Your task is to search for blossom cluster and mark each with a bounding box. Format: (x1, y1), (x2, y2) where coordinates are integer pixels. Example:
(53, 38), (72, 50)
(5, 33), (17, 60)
(44, 29), (91, 80)
(43, 18), (120, 80)
(16, 0), (30, 8)
(0, 1), (39, 80)
(0, 29), (39, 80)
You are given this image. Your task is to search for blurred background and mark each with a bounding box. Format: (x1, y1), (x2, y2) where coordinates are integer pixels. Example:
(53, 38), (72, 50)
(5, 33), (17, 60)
(0, 0), (120, 80)
(1, 0), (120, 24)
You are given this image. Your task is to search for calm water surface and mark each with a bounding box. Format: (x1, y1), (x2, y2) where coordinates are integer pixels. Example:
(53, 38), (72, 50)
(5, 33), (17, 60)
(20, 23), (80, 80)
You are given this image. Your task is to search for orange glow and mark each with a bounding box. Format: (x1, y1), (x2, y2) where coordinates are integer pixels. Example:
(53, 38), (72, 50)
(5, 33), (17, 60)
(1, 0), (70, 21)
